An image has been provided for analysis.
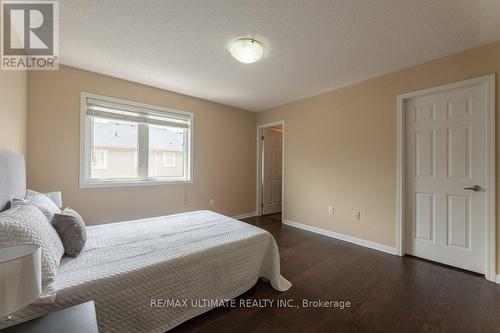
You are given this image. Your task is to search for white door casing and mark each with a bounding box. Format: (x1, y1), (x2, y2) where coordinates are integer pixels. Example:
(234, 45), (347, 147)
(262, 127), (283, 215)
(397, 75), (495, 280)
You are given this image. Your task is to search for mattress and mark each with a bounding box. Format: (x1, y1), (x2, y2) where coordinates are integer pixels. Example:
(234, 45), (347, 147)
(1, 210), (291, 332)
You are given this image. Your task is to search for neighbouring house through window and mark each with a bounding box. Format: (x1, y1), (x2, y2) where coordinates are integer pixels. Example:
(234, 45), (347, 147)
(80, 92), (192, 187)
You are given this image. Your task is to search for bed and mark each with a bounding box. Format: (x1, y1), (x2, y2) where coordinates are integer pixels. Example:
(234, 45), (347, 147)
(0, 149), (291, 332)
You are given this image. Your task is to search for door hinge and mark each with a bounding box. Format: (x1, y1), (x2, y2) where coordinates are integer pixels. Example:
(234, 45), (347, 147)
(261, 135), (264, 140)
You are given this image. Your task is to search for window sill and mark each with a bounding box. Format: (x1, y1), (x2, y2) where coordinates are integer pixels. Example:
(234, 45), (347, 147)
(80, 178), (192, 188)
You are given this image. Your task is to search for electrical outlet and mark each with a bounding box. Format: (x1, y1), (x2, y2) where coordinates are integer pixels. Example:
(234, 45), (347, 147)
(209, 199), (215, 206)
(354, 211), (361, 220)
(328, 206), (334, 215)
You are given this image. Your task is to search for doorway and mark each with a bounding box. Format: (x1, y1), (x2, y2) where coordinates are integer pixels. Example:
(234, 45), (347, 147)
(257, 121), (284, 220)
(396, 75), (495, 281)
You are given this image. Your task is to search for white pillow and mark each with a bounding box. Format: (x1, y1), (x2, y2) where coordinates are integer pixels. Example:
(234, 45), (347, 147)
(26, 189), (61, 221)
(0, 201), (64, 299)
(42, 191), (62, 208)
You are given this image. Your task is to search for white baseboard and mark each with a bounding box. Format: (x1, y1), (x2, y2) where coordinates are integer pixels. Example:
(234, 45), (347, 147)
(232, 212), (257, 220)
(283, 219), (397, 255)
(496, 275), (500, 284)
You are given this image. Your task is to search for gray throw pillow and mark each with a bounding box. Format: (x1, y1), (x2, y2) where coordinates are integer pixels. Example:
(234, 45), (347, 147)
(51, 208), (87, 258)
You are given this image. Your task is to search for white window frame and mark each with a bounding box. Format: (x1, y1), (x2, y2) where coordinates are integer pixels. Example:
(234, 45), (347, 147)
(162, 151), (176, 167)
(80, 92), (193, 188)
(91, 149), (108, 169)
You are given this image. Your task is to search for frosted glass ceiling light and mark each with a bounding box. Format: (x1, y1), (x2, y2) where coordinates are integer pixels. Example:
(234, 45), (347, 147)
(229, 38), (265, 64)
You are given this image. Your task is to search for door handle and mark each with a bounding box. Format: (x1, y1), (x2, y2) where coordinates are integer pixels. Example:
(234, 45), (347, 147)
(464, 185), (482, 192)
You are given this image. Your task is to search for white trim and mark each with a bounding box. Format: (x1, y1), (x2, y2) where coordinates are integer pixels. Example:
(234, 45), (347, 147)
(283, 219), (397, 255)
(396, 74), (496, 281)
(83, 92), (194, 118)
(496, 275), (500, 284)
(396, 94), (405, 257)
(138, 123), (149, 179)
(232, 212), (257, 220)
(80, 92), (194, 188)
(80, 179), (193, 189)
(256, 121), (285, 217)
(485, 76), (496, 282)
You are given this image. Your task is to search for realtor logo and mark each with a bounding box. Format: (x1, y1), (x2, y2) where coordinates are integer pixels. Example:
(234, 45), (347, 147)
(1, 0), (59, 70)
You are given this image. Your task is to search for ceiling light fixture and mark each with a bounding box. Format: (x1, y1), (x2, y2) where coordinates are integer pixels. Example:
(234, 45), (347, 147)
(229, 38), (265, 64)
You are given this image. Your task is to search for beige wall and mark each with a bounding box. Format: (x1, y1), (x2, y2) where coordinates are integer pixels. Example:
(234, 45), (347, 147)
(257, 41), (500, 271)
(0, 70), (27, 154)
(28, 65), (256, 224)
(24, 42), (500, 272)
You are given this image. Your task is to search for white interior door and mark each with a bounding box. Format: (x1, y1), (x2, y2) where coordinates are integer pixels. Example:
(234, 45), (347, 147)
(405, 83), (486, 273)
(262, 127), (282, 215)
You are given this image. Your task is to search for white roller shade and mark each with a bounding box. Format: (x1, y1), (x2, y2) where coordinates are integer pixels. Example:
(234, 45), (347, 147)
(86, 97), (191, 129)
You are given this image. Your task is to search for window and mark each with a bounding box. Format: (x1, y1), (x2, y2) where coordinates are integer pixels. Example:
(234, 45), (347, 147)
(91, 149), (108, 169)
(81, 92), (192, 187)
(162, 152), (176, 167)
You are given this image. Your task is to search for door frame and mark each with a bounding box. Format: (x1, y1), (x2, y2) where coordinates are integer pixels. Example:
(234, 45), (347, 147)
(395, 74), (496, 281)
(256, 121), (285, 218)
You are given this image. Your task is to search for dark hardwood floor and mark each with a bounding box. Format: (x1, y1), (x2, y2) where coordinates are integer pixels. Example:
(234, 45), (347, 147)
(173, 215), (500, 333)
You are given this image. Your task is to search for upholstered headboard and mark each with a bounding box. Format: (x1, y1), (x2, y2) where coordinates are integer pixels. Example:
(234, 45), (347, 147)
(0, 149), (26, 212)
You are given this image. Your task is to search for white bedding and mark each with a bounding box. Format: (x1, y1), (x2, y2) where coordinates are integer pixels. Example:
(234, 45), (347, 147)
(1, 210), (291, 332)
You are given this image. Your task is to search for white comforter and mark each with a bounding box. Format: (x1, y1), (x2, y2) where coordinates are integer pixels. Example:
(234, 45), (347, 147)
(3, 210), (291, 332)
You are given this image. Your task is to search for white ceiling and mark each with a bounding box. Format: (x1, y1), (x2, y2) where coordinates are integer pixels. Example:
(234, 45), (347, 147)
(60, 0), (500, 111)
